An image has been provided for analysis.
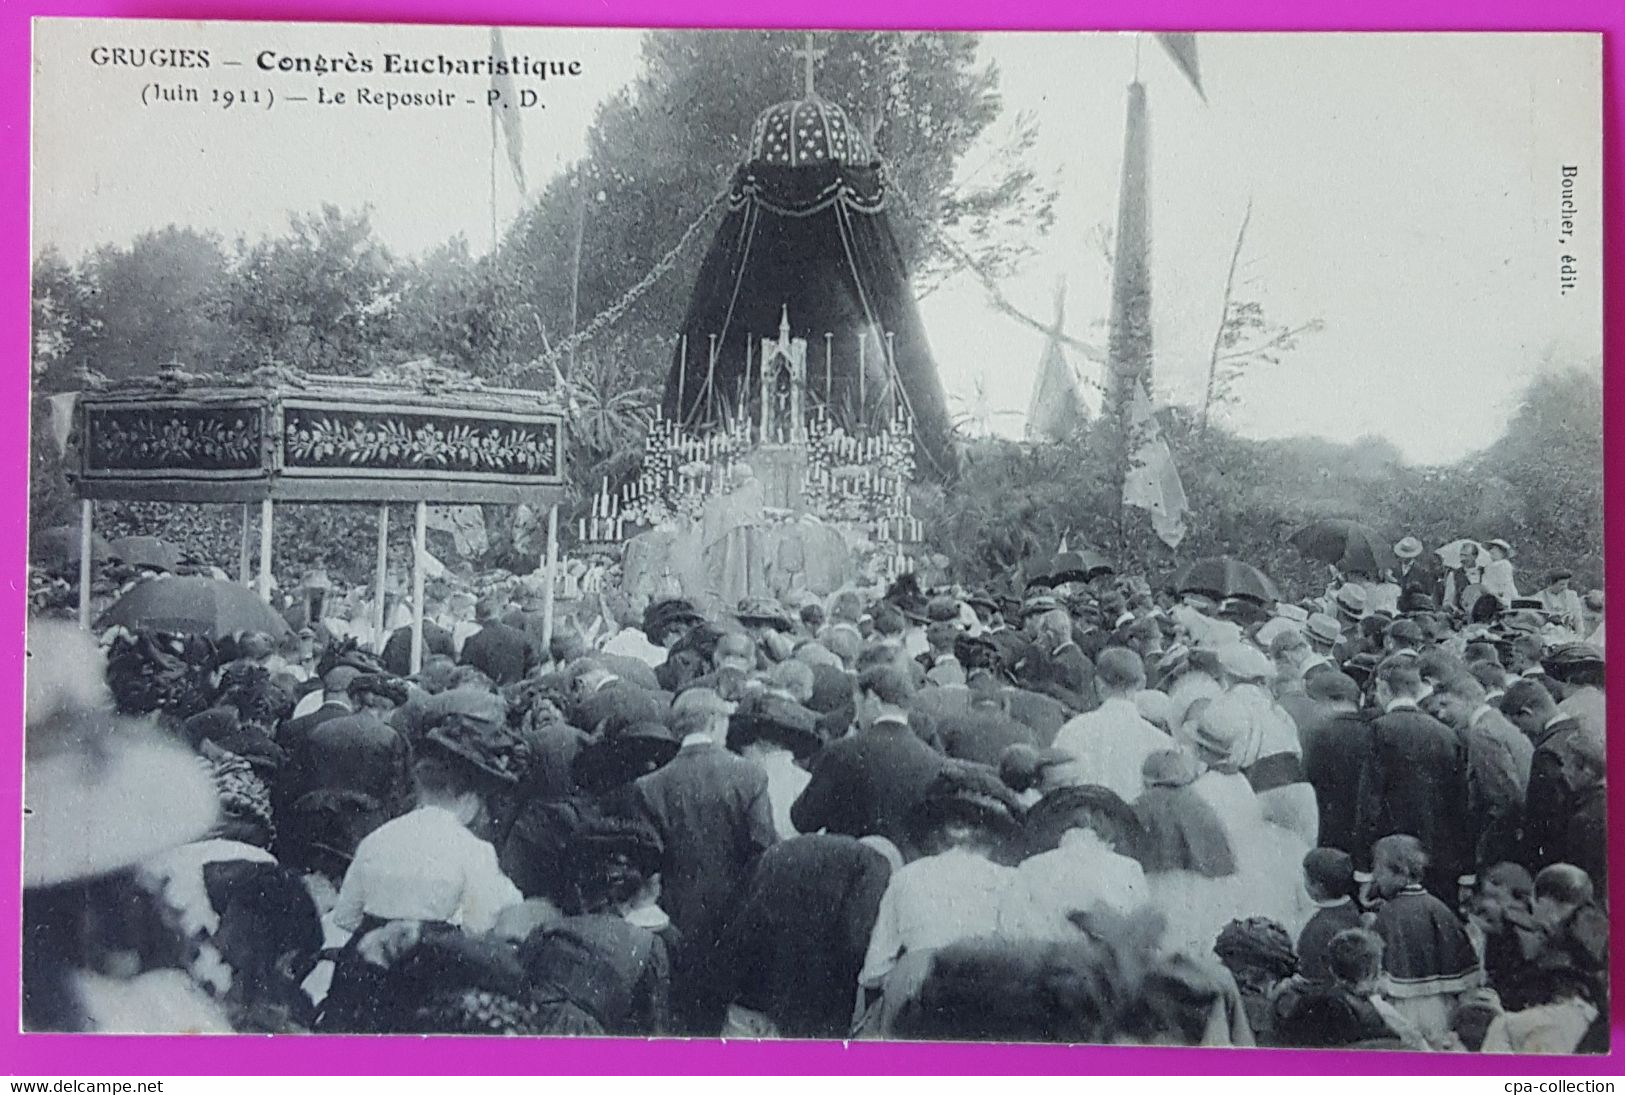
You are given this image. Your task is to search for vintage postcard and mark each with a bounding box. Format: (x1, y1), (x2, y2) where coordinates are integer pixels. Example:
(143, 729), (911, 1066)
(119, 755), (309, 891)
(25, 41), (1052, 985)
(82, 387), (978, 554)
(25, 19), (1605, 1053)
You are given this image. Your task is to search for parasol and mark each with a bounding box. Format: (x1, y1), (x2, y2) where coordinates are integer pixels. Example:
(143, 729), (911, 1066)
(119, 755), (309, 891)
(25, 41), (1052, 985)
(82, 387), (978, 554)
(1047, 549), (1116, 585)
(1288, 519), (1396, 577)
(1435, 538), (1484, 570)
(1169, 556), (1281, 605)
(109, 535), (184, 572)
(97, 576), (292, 641)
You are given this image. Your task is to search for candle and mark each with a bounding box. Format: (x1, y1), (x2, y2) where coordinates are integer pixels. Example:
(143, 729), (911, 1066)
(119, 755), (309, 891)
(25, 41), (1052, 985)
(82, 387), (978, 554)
(578, 518), (586, 540)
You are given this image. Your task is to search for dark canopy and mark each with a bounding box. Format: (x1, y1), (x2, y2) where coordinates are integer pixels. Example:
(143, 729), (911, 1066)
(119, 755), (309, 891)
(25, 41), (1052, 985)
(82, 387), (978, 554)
(663, 158), (956, 478)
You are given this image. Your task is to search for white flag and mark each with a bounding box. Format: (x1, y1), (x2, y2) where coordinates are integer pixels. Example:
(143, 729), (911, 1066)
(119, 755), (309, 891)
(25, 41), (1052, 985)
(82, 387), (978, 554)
(1122, 380), (1189, 549)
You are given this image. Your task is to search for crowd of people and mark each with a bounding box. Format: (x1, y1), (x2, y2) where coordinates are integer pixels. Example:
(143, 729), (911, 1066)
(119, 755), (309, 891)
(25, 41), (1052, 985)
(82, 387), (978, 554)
(20, 534), (1609, 1052)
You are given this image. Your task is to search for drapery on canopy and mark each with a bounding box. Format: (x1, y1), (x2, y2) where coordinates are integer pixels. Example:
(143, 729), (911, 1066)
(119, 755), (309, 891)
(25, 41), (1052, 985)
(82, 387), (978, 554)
(662, 92), (957, 479)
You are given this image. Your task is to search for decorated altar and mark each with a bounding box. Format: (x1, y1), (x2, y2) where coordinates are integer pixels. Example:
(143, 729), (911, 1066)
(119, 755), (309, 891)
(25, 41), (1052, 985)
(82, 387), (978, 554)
(583, 309), (924, 612)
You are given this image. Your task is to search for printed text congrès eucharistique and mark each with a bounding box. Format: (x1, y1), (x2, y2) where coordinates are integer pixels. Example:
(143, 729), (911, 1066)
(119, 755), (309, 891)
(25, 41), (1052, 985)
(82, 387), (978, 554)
(88, 46), (585, 79)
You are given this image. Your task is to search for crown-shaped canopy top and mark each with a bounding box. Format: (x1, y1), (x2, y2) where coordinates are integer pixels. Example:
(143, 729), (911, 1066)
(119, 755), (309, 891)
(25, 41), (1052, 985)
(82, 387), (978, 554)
(748, 95), (869, 167)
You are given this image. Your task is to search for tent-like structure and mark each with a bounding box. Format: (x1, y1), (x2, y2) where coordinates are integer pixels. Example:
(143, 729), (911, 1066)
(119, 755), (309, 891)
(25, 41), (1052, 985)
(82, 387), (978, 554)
(662, 87), (956, 478)
(1025, 279), (1094, 443)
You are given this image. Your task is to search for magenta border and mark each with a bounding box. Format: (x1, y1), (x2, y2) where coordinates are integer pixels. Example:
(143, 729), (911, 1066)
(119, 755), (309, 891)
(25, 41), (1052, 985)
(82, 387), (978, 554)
(3, 0), (1619, 1075)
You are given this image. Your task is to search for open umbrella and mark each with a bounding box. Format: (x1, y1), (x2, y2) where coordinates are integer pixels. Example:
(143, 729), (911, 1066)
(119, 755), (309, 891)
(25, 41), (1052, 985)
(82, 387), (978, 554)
(1170, 556), (1281, 605)
(109, 536), (184, 573)
(1047, 549), (1116, 585)
(1435, 538), (1484, 570)
(97, 576), (292, 641)
(1289, 519), (1397, 577)
(32, 525), (112, 572)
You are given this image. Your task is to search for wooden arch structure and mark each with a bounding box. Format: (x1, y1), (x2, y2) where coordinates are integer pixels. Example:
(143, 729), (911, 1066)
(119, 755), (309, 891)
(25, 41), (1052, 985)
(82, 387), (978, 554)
(68, 369), (569, 672)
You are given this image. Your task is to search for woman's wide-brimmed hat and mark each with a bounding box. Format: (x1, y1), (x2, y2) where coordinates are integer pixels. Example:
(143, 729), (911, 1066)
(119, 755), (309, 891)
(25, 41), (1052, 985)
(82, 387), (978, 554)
(1543, 642), (1606, 685)
(726, 691), (821, 758)
(423, 714), (526, 787)
(572, 720), (680, 793)
(904, 764), (1023, 848)
(1023, 784), (1145, 859)
(25, 623), (220, 888)
(736, 597), (794, 632)
(643, 597), (703, 643)
(566, 814), (665, 880)
(350, 672), (410, 707)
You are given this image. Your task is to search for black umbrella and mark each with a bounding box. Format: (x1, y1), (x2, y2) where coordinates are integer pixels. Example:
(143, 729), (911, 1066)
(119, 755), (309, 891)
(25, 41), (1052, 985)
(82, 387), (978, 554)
(1169, 556), (1281, 605)
(1289, 519), (1396, 577)
(97, 576), (292, 640)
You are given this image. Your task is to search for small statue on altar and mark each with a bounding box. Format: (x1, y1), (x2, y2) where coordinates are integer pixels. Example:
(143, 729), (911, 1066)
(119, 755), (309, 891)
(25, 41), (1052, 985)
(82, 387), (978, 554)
(771, 365), (795, 443)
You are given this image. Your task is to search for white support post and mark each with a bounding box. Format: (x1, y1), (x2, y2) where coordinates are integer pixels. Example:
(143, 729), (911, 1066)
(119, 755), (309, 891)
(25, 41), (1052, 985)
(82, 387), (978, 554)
(238, 505), (251, 586)
(257, 499), (273, 602)
(77, 499), (92, 629)
(373, 503), (390, 653)
(541, 503), (560, 652)
(410, 500), (427, 675)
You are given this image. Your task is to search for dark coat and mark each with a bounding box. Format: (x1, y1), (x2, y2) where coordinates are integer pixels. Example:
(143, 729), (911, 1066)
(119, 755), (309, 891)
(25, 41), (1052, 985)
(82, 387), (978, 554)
(286, 709), (415, 818)
(381, 621), (455, 677)
(1357, 705), (1472, 880)
(521, 913), (672, 1035)
(712, 835), (892, 1038)
(935, 706), (1039, 767)
(1462, 707), (1531, 869)
(984, 626), (1034, 679)
(502, 609), (552, 654)
(1002, 685), (1069, 746)
(571, 680), (672, 736)
(806, 664), (854, 714)
(594, 653), (662, 691)
(1018, 642), (1096, 713)
(1564, 782), (1608, 894)
(1521, 716), (1589, 872)
(1295, 900), (1365, 984)
(458, 621), (539, 686)
(633, 741), (776, 947)
(1300, 708), (1372, 862)
(1394, 561), (1436, 604)
(789, 719), (947, 846)
(279, 700), (352, 758)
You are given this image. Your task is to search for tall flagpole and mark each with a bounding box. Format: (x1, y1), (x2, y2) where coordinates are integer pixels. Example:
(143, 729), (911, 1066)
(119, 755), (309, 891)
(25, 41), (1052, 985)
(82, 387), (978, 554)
(489, 97), (499, 251)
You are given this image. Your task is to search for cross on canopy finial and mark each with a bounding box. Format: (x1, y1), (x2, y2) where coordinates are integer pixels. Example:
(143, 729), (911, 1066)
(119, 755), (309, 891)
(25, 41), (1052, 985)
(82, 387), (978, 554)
(793, 32), (827, 98)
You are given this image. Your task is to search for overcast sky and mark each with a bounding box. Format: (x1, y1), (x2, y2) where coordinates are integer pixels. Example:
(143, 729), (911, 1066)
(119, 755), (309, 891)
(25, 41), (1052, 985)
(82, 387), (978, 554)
(33, 23), (1603, 464)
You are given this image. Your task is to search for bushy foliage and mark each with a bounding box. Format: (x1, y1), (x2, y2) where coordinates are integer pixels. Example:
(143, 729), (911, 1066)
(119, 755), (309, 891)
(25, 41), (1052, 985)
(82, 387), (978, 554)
(919, 368), (1604, 599)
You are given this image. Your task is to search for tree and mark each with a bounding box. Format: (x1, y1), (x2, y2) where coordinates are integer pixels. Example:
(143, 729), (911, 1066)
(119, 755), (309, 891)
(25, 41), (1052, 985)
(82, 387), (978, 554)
(30, 248), (98, 391)
(222, 205), (404, 375)
(1478, 367), (1604, 584)
(32, 229), (236, 389)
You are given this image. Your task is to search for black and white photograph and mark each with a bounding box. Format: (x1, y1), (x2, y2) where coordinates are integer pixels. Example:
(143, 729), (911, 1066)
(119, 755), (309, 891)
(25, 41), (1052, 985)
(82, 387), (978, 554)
(24, 20), (1606, 1052)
